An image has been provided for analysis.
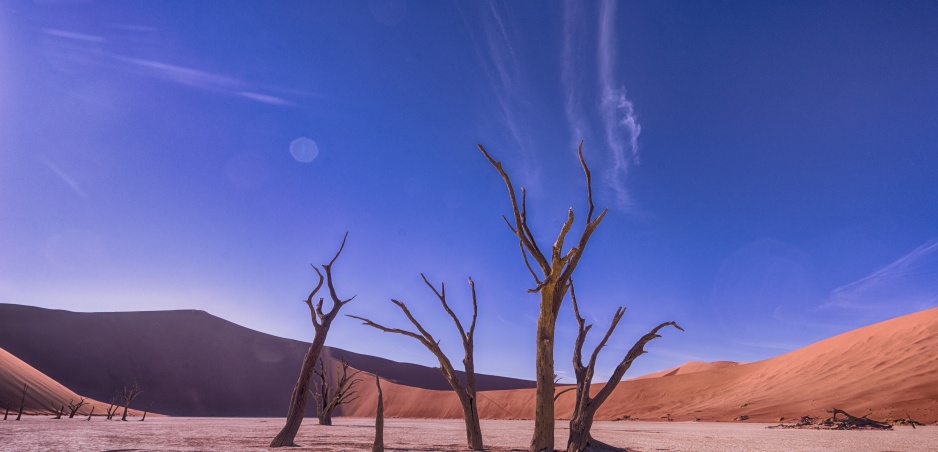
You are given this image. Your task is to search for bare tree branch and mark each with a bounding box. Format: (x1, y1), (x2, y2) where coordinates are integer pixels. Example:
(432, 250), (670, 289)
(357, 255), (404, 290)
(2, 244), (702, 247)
(350, 275), (484, 450)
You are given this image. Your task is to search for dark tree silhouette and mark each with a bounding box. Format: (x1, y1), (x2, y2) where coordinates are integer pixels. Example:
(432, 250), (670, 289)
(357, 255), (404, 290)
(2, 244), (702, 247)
(270, 233), (357, 447)
(119, 384), (143, 421)
(350, 274), (484, 449)
(51, 402), (65, 419)
(86, 405), (94, 421)
(67, 397), (86, 418)
(479, 142), (606, 452)
(311, 357), (362, 425)
(140, 401), (155, 421)
(105, 397), (119, 420)
(373, 375), (384, 452)
(565, 283), (682, 452)
(15, 384), (28, 421)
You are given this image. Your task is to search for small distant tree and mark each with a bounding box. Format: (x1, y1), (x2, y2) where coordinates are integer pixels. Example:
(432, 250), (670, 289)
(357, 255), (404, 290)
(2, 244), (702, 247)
(15, 384), (28, 420)
(51, 403), (65, 419)
(140, 401), (155, 421)
(86, 405), (95, 421)
(105, 397), (119, 420)
(67, 397), (86, 418)
(373, 375), (384, 452)
(311, 357), (362, 425)
(3, 400), (9, 420)
(270, 233), (357, 447)
(350, 274), (484, 450)
(119, 384), (143, 421)
(565, 283), (682, 452)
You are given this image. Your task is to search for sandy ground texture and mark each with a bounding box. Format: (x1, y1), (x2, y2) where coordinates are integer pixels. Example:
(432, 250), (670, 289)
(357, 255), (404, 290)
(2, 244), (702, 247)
(0, 417), (934, 452)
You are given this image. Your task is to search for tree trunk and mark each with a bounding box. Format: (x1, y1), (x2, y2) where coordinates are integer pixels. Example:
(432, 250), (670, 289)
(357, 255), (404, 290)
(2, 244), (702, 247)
(568, 412), (625, 452)
(270, 334), (326, 447)
(373, 376), (384, 452)
(86, 405), (94, 421)
(318, 408), (333, 426)
(531, 290), (560, 452)
(4, 401), (9, 420)
(456, 391), (483, 450)
(15, 384), (27, 420)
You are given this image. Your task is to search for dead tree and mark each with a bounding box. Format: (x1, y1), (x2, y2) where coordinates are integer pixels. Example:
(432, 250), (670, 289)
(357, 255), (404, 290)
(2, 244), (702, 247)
(105, 397), (119, 420)
(566, 284), (682, 452)
(373, 375), (384, 452)
(827, 408), (892, 430)
(270, 233), (357, 447)
(52, 403), (65, 419)
(140, 401), (155, 421)
(15, 384), (28, 420)
(119, 384), (143, 421)
(311, 357), (363, 426)
(479, 142), (606, 452)
(67, 397), (86, 418)
(3, 400), (9, 420)
(350, 274), (484, 450)
(86, 405), (94, 421)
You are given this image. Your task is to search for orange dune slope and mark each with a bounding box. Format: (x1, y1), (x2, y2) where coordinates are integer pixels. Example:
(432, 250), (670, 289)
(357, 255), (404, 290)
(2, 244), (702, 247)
(0, 346), (120, 416)
(342, 307), (938, 423)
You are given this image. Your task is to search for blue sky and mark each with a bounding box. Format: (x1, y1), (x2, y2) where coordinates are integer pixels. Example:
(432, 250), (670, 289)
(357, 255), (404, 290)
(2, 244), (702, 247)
(1, 0), (937, 382)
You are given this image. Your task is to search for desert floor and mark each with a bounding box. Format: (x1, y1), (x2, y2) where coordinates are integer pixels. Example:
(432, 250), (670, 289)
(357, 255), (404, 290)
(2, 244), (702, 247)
(0, 417), (933, 451)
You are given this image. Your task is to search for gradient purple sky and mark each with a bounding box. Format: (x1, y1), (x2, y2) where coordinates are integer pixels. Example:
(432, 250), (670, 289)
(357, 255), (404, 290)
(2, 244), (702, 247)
(2, 0), (937, 382)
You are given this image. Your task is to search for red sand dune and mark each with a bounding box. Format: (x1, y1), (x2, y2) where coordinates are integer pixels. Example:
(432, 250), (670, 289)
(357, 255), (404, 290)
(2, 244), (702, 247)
(630, 360), (740, 380)
(2, 303), (935, 423)
(340, 307), (938, 424)
(0, 346), (144, 417)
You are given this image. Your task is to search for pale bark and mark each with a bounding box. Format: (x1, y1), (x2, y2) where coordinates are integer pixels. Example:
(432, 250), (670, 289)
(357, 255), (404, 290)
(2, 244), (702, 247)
(350, 274), (483, 450)
(566, 283), (682, 452)
(270, 233), (356, 447)
(479, 142), (606, 452)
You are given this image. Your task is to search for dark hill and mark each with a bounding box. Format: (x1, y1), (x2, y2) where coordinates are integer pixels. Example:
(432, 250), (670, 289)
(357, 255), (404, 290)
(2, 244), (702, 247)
(0, 303), (533, 416)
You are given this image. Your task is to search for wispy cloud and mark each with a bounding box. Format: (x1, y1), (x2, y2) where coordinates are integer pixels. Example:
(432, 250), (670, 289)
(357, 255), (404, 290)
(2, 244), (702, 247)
(822, 239), (938, 313)
(458, 2), (539, 182)
(41, 26), (299, 107)
(39, 155), (88, 199)
(43, 28), (104, 42)
(116, 57), (293, 106)
(562, 0), (641, 207)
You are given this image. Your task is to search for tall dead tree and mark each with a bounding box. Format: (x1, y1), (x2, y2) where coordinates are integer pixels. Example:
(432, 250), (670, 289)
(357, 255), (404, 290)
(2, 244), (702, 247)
(479, 142), (606, 452)
(566, 284), (682, 452)
(270, 233), (357, 447)
(373, 375), (384, 452)
(350, 274), (484, 450)
(15, 384), (28, 420)
(119, 384), (143, 421)
(67, 397), (86, 418)
(311, 357), (363, 425)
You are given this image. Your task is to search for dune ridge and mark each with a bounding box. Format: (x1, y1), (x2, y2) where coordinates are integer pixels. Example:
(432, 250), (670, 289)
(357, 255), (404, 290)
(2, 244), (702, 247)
(1, 303), (935, 423)
(340, 307), (938, 423)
